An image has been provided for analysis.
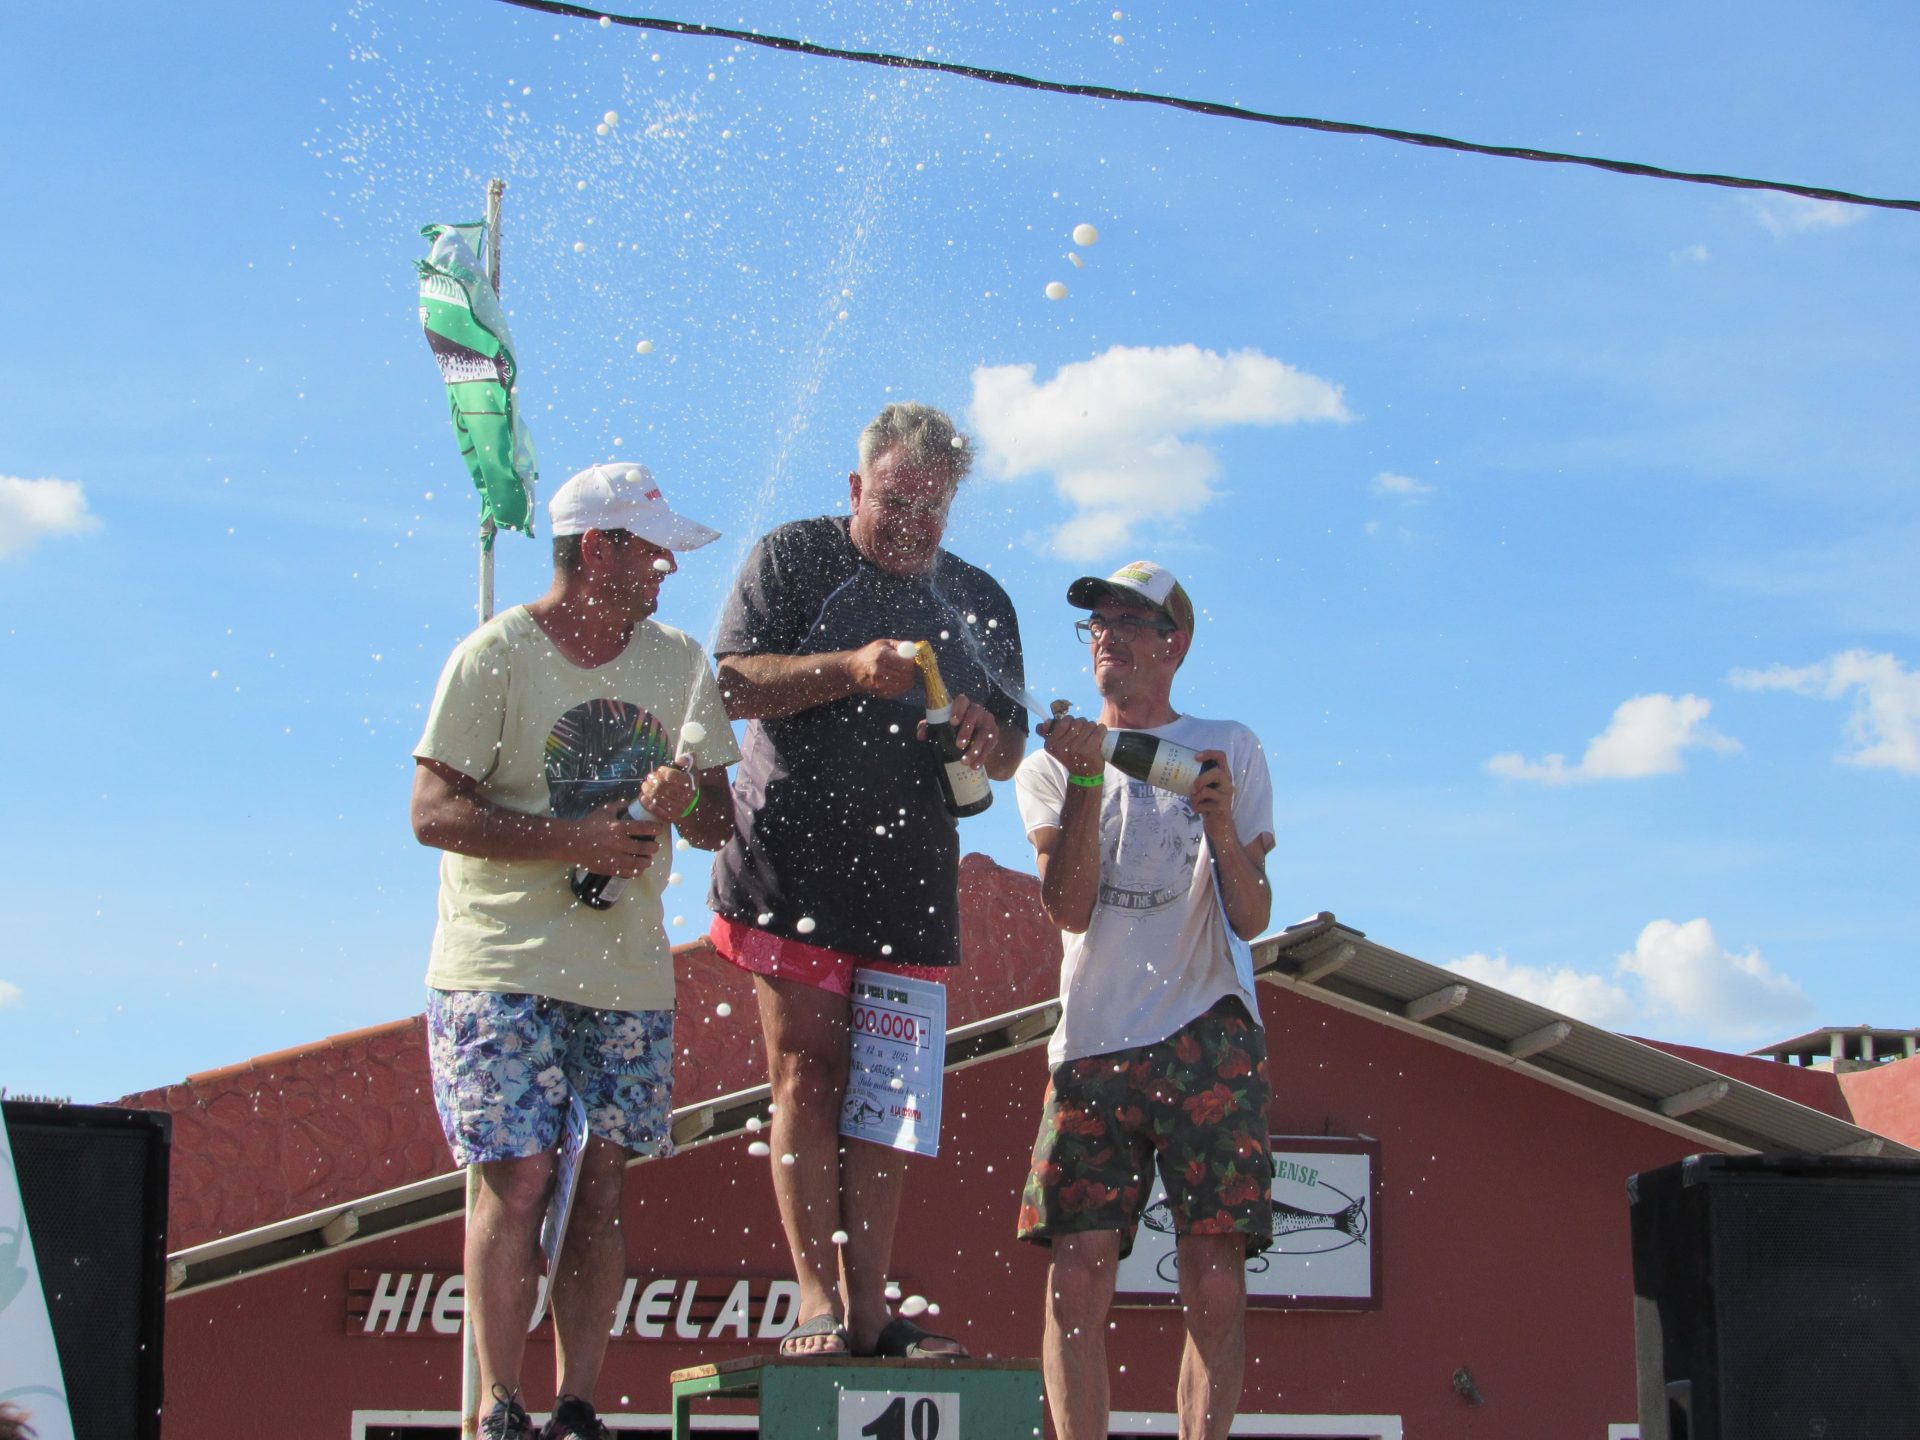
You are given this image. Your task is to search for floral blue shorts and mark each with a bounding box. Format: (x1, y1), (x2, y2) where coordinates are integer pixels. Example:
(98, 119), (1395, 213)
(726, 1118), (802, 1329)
(426, 989), (675, 1165)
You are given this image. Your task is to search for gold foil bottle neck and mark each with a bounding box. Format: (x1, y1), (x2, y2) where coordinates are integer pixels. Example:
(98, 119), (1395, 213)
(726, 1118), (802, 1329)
(915, 641), (952, 710)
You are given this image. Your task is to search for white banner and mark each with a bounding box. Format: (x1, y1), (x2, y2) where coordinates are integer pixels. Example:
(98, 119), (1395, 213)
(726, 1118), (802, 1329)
(840, 970), (946, 1157)
(0, 1117), (76, 1440)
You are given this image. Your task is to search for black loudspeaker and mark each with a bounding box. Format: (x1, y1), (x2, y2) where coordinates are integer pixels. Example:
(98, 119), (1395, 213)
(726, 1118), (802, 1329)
(1628, 1152), (1920, 1440)
(3, 1100), (170, 1440)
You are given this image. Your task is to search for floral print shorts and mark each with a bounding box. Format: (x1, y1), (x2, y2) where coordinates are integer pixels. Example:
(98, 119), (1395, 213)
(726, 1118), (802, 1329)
(1017, 995), (1272, 1257)
(426, 989), (675, 1165)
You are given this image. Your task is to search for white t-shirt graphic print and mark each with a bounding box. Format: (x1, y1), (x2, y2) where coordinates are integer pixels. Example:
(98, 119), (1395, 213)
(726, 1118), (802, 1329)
(1015, 715), (1275, 1067)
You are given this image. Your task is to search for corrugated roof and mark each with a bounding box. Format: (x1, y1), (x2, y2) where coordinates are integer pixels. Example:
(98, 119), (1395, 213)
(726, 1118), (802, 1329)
(164, 913), (1913, 1298)
(1260, 914), (1914, 1160)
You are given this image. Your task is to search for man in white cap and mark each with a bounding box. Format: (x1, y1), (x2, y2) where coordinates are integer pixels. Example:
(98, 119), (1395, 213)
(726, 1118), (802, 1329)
(1013, 561), (1275, 1440)
(410, 464), (741, 1440)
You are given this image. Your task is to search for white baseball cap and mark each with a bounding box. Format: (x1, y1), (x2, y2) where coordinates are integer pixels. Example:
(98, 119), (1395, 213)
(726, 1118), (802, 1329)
(548, 463), (721, 550)
(1066, 559), (1195, 635)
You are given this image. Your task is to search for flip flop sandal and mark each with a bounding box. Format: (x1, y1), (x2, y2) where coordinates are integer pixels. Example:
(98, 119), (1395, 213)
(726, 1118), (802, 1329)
(778, 1311), (851, 1358)
(866, 1315), (967, 1360)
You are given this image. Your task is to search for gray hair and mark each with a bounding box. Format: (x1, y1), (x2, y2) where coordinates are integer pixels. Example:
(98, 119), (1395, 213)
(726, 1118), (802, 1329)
(857, 402), (974, 484)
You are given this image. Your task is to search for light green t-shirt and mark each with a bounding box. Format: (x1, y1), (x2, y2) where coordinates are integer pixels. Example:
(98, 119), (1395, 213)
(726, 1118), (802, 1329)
(414, 606), (740, 1011)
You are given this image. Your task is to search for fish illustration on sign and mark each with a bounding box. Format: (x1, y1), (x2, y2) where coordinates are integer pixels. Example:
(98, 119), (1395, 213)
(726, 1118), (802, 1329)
(1140, 1183), (1368, 1284)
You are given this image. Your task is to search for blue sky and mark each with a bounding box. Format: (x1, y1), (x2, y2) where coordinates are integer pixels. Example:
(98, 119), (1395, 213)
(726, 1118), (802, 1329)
(3, 0), (1915, 1104)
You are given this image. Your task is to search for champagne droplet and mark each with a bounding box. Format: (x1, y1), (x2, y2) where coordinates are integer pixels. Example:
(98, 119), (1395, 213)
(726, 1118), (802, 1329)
(748, 1141), (771, 1156)
(1073, 223), (1100, 246)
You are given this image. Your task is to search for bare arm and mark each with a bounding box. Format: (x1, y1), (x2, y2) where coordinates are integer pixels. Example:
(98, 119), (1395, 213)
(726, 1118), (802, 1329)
(411, 758), (663, 877)
(1031, 716), (1109, 933)
(635, 762), (737, 851)
(1189, 748), (1274, 941)
(718, 639), (920, 721)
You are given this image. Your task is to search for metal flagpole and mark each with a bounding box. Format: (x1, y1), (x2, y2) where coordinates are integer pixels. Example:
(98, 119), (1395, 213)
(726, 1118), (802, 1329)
(462, 176), (507, 1437)
(477, 177), (505, 626)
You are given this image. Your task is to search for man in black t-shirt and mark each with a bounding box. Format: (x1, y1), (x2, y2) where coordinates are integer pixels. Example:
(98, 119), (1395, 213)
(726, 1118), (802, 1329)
(708, 402), (1027, 1358)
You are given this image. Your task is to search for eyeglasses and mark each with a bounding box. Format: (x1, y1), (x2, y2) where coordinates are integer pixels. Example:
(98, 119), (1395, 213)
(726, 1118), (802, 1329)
(1076, 615), (1175, 644)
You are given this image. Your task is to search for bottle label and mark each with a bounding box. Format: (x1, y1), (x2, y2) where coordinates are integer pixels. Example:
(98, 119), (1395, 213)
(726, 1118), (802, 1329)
(945, 759), (991, 806)
(1147, 749), (1202, 794)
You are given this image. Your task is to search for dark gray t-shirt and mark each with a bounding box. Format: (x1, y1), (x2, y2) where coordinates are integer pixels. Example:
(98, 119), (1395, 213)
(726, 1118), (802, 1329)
(708, 516), (1027, 966)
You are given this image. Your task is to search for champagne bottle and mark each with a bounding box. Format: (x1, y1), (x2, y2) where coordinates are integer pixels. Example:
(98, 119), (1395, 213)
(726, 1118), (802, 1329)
(1100, 729), (1219, 797)
(915, 641), (993, 818)
(571, 800), (650, 910)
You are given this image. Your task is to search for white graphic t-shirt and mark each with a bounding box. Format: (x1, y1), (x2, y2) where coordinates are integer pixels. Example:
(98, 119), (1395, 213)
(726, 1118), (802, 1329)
(415, 606), (739, 1011)
(1015, 715), (1275, 1067)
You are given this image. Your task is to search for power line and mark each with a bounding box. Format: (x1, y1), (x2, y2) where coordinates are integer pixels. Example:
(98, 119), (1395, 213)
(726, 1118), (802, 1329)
(491, 0), (1920, 215)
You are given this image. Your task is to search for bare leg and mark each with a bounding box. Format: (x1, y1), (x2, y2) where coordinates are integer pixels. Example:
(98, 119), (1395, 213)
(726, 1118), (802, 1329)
(1175, 1233), (1247, 1440)
(1042, 1232), (1121, 1440)
(840, 1137), (919, 1354)
(753, 973), (853, 1353)
(467, 1152), (557, 1400)
(551, 1137), (631, 1400)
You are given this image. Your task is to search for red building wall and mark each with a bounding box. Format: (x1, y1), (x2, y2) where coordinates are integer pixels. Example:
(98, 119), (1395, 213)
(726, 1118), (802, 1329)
(162, 980), (1702, 1438)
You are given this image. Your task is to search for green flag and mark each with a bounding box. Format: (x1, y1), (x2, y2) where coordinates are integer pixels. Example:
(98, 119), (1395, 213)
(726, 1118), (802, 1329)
(417, 220), (538, 542)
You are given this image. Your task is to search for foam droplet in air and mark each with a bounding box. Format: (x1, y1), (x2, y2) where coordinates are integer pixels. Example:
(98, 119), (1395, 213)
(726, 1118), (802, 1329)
(1045, 281), (1067, 301)
(681, 720), (706, 746)
(796, 917), (817, 934)
(1068, 252), (1084, 268)
(603, 110), (620, 126)
(573, 241), (588, 254)
(885, 1282), (903, 1301)
(899, 1295), (929, 1318)
(832, 1229), (849, 1245)
(595, 123), (609, 136)
(748, 1141), (771, 1157)
(636, 339), (654, 354)
(1073, 223), (1101, 247)
(576, 180), (588, 191)
(625, 467), (644, 483)
(745, 1116), (762, 1132)
(675, 837), (690, 851)
(896, 641), (919, 659)
(599, 13), (611, 24)
(716, 1002), (732, 1017)
(779, 1152), (796, 1167)
(757, 912), (774, 925)
(889, 1077), (903, 1090)
(653, 558), (672, 572)
(880, 944), (893, 956)
(667, 872), (682, 885)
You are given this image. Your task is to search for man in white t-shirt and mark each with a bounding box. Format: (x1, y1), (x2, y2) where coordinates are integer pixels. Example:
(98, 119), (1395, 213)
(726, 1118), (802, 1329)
(1013, 561), (1276, 1440)
(411, 464), (741, 1440)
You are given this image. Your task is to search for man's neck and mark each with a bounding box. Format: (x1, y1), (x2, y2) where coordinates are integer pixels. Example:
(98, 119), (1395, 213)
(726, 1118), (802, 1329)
(526, 581), (637, 668)
(1100, 689), (1178, 730)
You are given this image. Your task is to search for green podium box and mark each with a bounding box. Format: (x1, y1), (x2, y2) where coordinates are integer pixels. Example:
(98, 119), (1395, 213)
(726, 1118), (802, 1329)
(668, 1355), (1043, 1439)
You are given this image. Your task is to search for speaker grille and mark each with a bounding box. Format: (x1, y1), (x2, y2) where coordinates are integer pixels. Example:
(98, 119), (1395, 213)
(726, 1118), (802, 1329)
(7, 1105), (168, 1440)
(1710, 1173), (1920, 1436)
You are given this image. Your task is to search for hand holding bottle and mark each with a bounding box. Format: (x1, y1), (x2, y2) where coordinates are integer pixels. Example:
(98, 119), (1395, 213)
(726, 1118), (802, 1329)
(845, 637), (923, 700)
(637, 762), (696, 821)
(1038, 709), (1108, 780)
(1187, 748), (1237, 835)
(920, 690), (1000, 769)
(570, 799), (664, 908)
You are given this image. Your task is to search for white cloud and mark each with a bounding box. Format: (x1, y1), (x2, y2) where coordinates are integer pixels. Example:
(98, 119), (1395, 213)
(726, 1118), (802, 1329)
(1755, 195), (1866, 237)
(968, 343), (1349, 559)
(1486, 693), (1740, 785)
(1444, 952), (1635, 1027)
(1617, 918), (1813, 1037)
(1675, 243), (1711, 263)
(1445, 918), (1813, 1044)
(0, 474), (101, 559)
(1730, 650), (1920, 775)
(0, 980), (21, 1009)
(1371, 471), (1432, 497)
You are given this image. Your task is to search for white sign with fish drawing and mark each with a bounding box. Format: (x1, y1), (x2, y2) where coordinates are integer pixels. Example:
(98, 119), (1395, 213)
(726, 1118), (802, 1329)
(840, 970), (946, 1158)
(1114, 1136), (1378, 1309)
